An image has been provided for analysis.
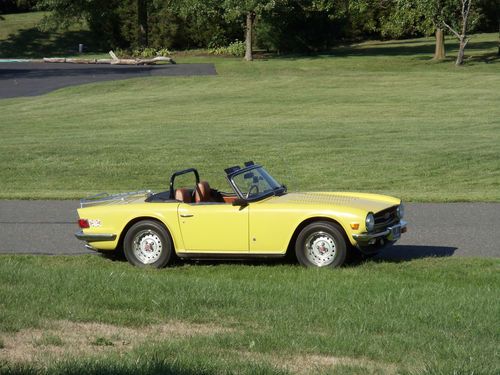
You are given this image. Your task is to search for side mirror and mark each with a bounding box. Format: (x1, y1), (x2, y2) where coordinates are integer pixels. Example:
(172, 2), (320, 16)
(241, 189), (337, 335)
(232, 198), (248, 207)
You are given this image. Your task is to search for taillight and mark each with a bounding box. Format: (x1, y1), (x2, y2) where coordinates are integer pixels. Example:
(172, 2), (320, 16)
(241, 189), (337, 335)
(78, 219), (89, 228)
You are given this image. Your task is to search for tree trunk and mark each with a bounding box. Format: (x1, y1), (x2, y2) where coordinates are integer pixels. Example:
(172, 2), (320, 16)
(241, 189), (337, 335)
(456, 37), (467, 65)
(137, 0), (148, 47)
(245, 12), (255, 61)
(433, 28), (446, 60)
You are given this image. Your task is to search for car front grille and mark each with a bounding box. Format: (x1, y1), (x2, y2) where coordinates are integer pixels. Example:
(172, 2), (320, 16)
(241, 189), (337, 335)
(374, 206), (399, 230)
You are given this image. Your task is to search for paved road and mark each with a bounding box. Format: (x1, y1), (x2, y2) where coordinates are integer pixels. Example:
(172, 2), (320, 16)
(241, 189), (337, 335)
(0, 201), (498, 260)
(0, 62), (216, 99)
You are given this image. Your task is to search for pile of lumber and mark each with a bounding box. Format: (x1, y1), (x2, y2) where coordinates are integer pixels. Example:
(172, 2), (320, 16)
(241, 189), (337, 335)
(43, 51), (175, 65)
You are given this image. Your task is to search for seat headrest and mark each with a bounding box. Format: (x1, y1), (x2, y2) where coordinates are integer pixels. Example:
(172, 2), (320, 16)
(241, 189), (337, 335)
(175, 188), (192, 203)
(195, 181), (212, 202)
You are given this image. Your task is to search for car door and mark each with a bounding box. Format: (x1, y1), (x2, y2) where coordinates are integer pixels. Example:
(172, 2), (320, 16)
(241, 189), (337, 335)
(177, 202), (249, 252)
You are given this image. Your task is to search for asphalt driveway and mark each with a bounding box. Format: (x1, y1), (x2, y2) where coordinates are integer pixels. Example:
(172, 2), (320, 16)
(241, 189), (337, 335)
(0, 201), (498, 260)
(0, 62), (216, 99)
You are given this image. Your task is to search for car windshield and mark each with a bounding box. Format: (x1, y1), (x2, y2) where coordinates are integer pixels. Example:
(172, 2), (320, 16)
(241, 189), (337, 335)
(232, 167), (285, 200)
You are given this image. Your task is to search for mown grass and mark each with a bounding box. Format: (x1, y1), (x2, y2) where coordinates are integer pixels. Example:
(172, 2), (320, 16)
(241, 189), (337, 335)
(0, 256), (498, 374)
(33, 333), (64, 347)
(1, 29), (499, 201)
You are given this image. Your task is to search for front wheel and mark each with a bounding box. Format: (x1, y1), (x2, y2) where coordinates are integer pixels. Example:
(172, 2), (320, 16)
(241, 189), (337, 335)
(295, 221), (347, 268)
(123, 220), (174, 268)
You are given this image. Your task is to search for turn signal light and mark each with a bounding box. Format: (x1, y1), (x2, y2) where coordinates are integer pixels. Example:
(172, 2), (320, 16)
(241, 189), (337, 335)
(78, 219), (89, 228)
(350, 223), (360, 230)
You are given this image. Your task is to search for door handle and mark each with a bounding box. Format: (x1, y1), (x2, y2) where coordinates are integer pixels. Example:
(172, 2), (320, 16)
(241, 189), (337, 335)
(180, 214), (193, 218)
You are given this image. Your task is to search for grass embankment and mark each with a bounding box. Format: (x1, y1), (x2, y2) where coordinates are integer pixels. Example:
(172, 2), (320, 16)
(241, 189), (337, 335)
(0, 256), (498, 374)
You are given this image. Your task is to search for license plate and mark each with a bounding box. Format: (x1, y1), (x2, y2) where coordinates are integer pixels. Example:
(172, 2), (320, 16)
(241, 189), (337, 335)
(390, 225), (401, 240)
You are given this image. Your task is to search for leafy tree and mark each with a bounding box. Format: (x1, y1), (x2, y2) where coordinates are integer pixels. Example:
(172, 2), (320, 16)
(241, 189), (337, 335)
(137, 0), (148, 46)
(33, 0), (492, 60)
(384, 0), (480, 63)
(256, 0), (351, 52)
(1, 0), (38, 14)
(442, 0), (478, 65)
(160, 0), (240, 49)
(37, 0), (125, 48)
(221, 0), (290, 60)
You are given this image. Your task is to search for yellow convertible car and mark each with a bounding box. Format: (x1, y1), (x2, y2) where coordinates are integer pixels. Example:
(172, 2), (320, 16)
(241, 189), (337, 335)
(75, 162), (407, 268)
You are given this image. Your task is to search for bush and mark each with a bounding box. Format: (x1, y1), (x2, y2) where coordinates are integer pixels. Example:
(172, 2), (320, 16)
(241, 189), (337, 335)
(209, 40), (245, 57)
(156, 47), (171, 57)
(133, 47), (157, 58)
(115, 47), (171, 59)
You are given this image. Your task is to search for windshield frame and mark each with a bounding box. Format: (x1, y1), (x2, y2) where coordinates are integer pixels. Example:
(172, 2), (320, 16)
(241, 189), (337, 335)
(227, 164), (286, 202)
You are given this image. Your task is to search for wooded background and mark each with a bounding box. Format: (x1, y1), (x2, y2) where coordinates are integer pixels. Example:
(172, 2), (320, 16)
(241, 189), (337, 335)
(1, 0), (498, 62)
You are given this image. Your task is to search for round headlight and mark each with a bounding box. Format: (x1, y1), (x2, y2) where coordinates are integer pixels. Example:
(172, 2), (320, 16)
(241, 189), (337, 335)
(365, 213), (375, 232)
(397, 204), (404, 219)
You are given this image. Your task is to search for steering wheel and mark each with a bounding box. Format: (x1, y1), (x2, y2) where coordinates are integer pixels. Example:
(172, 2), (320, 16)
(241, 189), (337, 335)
(246, 184), (259, 199)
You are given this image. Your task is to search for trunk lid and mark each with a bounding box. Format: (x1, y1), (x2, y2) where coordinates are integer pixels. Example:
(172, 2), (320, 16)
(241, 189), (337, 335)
(79, 190), (153, 208)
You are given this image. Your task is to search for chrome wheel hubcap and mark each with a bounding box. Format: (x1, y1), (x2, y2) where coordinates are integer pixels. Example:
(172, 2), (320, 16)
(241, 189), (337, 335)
(304, 231), (336, 267)
(132, 229), (163, 264)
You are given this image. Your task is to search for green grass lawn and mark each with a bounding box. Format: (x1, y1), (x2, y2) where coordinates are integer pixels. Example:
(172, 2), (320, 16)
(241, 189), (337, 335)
(0, 256), (498, 374)
(0, 13), (499, 201)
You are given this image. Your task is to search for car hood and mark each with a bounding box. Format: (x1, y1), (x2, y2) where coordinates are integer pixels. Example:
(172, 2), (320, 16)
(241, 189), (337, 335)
(265, 192), (400, 213)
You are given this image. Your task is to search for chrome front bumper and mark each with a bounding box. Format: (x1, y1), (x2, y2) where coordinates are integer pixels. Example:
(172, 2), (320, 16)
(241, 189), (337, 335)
(353, 220), (407, 245)
(75, 230), (117, 242)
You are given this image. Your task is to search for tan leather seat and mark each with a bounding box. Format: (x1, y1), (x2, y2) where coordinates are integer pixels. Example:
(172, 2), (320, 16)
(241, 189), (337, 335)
(175, 188), (192, 203)
(195, 181), (213, 203)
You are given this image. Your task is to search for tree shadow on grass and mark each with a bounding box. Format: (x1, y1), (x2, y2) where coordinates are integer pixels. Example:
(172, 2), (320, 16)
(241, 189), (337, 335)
(270, 39), (498, 61)
(464, 51), (500, 64)
(332, 40), (498, 57)
(0, 27), (102, 58)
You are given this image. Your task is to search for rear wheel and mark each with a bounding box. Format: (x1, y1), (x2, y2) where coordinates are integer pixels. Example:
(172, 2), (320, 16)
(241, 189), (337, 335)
(295, 221), (347, 268)
(123, 220), (174, 268)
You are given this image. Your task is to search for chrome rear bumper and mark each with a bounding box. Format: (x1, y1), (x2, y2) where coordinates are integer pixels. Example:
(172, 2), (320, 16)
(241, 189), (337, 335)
(75, 230), (117, 242)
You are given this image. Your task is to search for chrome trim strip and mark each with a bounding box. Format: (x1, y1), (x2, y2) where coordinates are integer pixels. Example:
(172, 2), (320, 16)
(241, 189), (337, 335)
(353, 230), (390, 241)
(176, 252), (285, 259)
(75, 230), (117, 242)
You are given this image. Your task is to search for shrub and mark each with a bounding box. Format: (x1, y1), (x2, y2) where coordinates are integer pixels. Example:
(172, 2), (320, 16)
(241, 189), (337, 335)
(115, 47), (171, 59)
(209, 40), (245, 57)
(134, 47), (157, 58)
(155, 47), (171, 57)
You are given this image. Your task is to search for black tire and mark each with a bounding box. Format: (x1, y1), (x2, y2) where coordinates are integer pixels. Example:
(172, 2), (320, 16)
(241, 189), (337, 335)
(295, 221), (347, 268)
(123, 220), (174, 268)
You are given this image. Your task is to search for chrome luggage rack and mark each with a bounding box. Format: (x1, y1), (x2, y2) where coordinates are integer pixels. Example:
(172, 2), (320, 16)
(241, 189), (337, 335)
(80, 190), (153, 208)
